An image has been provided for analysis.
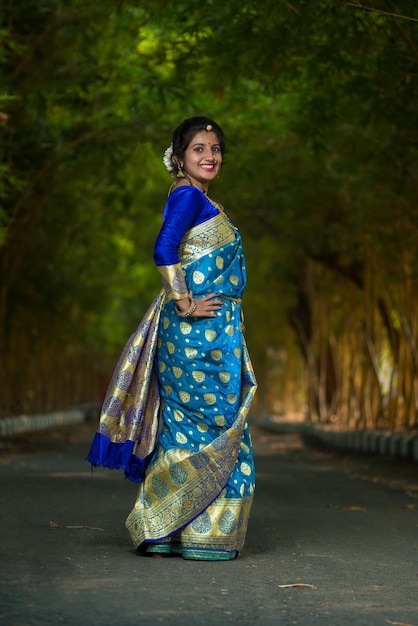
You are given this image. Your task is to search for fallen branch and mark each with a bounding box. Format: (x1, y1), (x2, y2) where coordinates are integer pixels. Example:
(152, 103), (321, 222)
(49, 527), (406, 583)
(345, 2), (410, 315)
(278, 583), (317, 589)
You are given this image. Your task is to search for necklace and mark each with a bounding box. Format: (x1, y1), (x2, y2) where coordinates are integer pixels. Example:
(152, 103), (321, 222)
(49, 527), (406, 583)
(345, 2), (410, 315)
(205, 193), (239, 231)
(205, 194), (224, 214)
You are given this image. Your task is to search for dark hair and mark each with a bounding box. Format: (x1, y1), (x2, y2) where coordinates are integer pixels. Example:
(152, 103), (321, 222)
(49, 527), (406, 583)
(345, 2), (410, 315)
(172, 116), (226, 161)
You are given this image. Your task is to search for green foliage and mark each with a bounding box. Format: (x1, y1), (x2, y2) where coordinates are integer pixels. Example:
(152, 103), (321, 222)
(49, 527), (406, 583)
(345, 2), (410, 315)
(1, 0), (418, 420)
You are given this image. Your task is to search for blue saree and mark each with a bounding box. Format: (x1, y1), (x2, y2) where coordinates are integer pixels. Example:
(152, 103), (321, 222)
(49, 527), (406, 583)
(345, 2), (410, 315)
(87, 186), (257, 560)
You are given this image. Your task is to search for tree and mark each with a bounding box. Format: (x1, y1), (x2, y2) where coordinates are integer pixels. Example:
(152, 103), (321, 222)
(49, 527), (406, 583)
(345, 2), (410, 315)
(2, 0), (418, 430)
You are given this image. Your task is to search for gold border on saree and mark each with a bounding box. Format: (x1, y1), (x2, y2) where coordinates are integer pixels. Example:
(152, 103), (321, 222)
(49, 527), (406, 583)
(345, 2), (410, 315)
(180, 213), (236, 267)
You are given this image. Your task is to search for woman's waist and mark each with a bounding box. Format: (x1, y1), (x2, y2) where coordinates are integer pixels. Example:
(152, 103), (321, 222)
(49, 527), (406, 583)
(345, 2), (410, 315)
(184, 266), (246, 298)
(188, 285), (245, 302)
(218, 293), (243, 305)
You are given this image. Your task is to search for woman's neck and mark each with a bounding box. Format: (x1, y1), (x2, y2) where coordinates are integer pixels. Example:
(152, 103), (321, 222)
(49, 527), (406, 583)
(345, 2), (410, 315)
(177, 174), (209, 194)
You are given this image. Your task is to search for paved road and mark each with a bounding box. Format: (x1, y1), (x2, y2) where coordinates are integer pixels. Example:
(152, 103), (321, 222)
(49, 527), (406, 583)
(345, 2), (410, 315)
(0, 421), (417, 626)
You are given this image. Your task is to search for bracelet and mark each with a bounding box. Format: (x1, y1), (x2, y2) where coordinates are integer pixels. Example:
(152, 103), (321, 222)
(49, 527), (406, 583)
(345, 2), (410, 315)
(176, 298), (197, 317)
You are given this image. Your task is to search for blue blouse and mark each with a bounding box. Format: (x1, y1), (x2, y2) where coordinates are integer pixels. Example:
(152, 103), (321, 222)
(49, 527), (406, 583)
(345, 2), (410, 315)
(153, 186), (218, 267)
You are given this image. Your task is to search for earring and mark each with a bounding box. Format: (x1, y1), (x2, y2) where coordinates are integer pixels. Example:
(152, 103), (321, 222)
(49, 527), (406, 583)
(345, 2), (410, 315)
(176, 162), (185, 178)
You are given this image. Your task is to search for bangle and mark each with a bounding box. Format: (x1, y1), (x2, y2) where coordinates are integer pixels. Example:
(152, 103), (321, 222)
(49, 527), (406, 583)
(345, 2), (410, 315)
(176, 298), (197, 317)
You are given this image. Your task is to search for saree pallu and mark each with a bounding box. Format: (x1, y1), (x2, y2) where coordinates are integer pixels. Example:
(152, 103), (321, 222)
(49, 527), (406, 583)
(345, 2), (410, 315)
(126, 212), (257, 559)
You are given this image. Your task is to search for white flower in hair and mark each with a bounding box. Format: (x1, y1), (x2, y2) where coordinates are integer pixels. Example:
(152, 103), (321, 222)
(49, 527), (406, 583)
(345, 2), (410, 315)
(163, 144), (176, 177)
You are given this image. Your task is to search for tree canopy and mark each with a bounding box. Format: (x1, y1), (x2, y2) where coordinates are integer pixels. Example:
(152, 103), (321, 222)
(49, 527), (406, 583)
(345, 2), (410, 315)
(1, 0), (418, 429)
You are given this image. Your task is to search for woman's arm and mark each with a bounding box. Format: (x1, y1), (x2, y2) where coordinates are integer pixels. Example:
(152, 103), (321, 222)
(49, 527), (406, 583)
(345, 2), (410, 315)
(154, 187), (222, 317)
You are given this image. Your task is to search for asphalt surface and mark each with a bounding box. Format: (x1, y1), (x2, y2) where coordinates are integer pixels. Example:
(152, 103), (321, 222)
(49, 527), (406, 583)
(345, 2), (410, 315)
(0, 420), (417, 626)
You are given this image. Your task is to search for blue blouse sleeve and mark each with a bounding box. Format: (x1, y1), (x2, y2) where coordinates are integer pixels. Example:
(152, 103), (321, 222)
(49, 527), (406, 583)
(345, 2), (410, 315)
(153, 186), (206, 266)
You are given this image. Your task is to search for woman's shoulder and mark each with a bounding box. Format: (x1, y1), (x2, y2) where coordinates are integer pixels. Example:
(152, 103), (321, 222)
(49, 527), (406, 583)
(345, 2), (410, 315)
(166, 184), (207, 212)
(162, 183), (207, 223)
(168, 183), (205, 200)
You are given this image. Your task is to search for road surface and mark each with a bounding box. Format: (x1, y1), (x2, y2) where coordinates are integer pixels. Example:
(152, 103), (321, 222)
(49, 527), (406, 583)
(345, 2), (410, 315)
(0, 420), (417, 625)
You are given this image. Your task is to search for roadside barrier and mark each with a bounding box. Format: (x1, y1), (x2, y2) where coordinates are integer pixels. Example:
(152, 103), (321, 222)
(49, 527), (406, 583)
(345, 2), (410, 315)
(0, 404), (100, 438)
(258, 417), (418, 462)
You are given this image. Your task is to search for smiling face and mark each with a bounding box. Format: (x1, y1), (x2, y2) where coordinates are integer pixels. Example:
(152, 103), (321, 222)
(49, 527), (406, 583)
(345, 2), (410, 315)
(180, 130), (223, 192)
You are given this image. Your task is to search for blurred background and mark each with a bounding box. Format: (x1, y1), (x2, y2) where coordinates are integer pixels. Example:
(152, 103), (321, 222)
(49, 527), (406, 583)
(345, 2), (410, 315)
(1, 0), (418, 434)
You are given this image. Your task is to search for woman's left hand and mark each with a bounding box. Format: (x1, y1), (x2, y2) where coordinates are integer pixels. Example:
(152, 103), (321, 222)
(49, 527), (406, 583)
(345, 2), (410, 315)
(192, 292), (223, 318)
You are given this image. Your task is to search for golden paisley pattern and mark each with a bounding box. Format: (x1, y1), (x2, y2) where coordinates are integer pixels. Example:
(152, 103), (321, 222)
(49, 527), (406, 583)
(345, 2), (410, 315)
(179, 391), (191, 403)
(180, 322), (192, 335)
(203, 393), (216, 405)
(205, 329), (217, 342)
(173, 409), (184, 422)
(192, 370), (205, 383)
(193, 270), (205, 285)
(210, 349), (222, 361)
(176, 432), (188, 444)
(240, 461), (252, 476)
(172, 366), (183, 379)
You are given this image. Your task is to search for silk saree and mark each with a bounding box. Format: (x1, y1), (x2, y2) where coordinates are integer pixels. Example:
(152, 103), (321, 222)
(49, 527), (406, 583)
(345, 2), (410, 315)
(87, 188), (257, 560)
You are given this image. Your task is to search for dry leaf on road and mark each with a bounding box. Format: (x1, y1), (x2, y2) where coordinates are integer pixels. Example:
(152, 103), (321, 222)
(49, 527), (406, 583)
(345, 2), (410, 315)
(48, 521), (61, 528)
(277, 583), (316, 589)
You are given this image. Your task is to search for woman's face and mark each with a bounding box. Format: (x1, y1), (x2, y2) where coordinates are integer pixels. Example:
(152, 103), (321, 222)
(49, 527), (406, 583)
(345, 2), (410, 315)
(181, 130), (222, 191)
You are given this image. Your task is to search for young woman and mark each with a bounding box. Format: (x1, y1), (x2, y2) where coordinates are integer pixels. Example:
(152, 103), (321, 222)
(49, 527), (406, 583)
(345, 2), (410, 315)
(87, 117), (257, 560)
